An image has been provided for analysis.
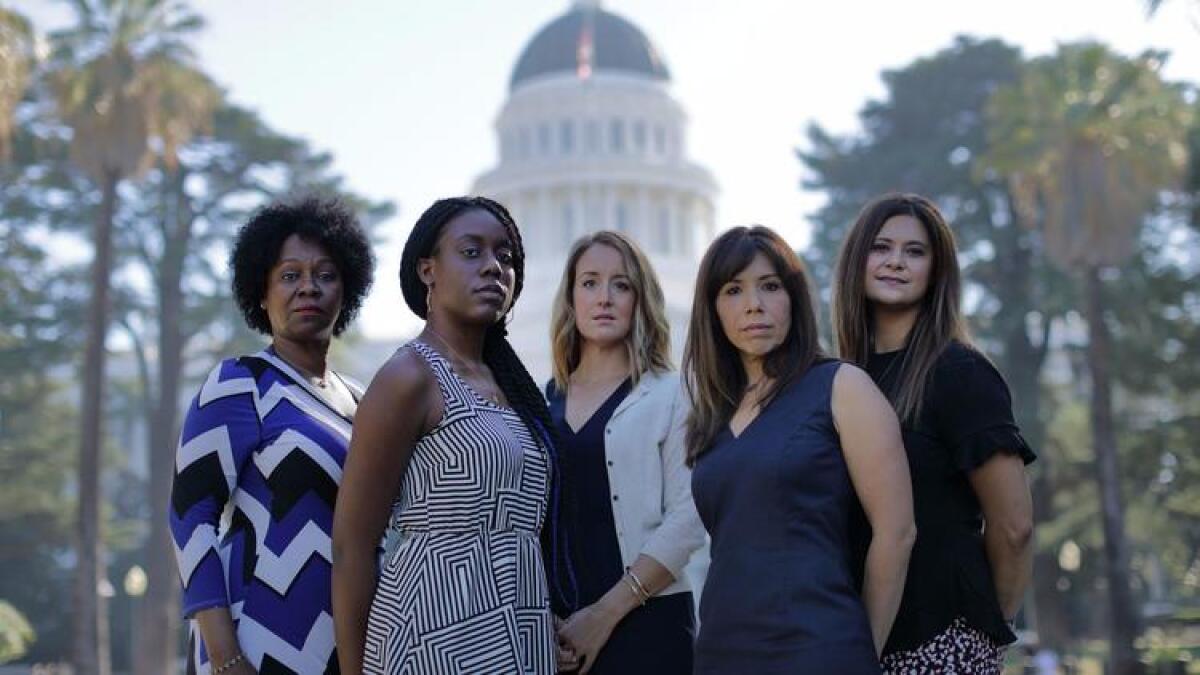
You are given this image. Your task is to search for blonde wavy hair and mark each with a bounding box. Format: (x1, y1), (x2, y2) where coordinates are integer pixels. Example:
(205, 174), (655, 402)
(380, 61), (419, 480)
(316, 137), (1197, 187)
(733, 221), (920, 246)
(550, 230), (672, 391)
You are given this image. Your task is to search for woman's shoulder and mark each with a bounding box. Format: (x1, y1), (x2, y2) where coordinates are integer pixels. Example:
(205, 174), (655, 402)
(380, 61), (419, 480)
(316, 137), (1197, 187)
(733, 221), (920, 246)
(636, 368), (685, 405)
(927, 341), (1015, 418)
(938, 340), (987, 365)
(639, 368), (680, 390)
(194, 353), (270, 397)
(934, 341), (1006, 383)
(544, 377), (562, 402)
(789, 357), (849, 391)
(372, 342), (437, 391)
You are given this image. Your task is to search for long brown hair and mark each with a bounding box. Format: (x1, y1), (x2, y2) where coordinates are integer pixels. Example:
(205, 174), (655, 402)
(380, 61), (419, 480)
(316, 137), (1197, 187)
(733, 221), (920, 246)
(682, 226), (824, 465)
(831, 192), (971, 423)
(550, 230), (672, 391)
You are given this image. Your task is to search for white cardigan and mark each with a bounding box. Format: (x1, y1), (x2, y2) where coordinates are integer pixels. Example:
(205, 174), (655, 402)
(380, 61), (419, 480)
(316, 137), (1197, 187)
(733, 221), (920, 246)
(585, 370), (705, 597)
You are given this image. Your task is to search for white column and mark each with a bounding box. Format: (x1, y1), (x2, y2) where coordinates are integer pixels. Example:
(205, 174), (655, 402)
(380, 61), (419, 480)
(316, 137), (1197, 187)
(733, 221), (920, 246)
(602, 183), (614, 232)
(676, 195), (691, 258)
(636, 186), (651, 252)
(581, 184), (594, 233)
(665, 192), (679, 258)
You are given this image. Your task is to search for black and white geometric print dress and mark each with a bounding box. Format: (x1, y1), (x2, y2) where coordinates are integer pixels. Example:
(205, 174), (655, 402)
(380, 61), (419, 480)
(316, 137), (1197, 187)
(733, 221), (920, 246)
(362, 340), (556, 674)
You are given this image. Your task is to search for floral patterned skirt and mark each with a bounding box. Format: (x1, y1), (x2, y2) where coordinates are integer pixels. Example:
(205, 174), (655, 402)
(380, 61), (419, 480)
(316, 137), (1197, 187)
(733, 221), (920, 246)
(881, 617), (1005, 674)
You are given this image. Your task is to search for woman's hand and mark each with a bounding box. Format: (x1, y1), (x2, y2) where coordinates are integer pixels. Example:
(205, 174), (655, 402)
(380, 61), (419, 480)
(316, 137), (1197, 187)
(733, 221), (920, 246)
(219, 659), (257, 675)
(194, 608), (257, 675)
(557, 603), (621, 674)
(554, 614), (581, 673)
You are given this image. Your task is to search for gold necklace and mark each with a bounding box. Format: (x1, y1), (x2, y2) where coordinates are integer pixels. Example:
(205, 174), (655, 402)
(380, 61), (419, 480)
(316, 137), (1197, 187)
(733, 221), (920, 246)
(425, 329), (503, 405)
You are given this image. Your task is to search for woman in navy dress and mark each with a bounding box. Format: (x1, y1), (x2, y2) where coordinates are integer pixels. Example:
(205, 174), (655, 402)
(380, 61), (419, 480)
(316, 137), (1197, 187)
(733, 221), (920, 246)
(544, 231), (705, 674)
(169, 196), (375, 674)
(683, 225), (915, 674)
(832, 193), (1035, 674)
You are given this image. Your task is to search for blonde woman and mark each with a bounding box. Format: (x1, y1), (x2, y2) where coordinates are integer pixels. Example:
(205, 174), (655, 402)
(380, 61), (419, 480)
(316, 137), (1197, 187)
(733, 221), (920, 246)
(545, 230), (704, 674)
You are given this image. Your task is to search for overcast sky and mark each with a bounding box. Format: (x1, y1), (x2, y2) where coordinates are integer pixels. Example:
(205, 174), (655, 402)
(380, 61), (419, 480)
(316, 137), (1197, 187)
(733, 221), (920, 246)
(14, 0), (1200, 338)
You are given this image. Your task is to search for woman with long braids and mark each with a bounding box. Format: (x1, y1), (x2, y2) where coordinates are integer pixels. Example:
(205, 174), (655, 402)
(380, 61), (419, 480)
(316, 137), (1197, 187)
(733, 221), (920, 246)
(833, 193), (1035, 674)
(545, 231), (704, 674)
(686, 226), (915, 673)
(332, 197), (567, 674)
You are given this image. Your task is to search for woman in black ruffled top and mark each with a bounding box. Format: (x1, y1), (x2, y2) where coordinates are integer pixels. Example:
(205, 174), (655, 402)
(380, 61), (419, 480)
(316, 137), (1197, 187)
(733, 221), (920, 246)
(832, 193), (1037, 674)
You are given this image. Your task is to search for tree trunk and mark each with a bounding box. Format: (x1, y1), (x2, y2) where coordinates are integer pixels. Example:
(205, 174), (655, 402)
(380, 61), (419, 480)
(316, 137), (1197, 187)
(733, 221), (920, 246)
(139, 168), (189, 675)
(995, 191), (1070, 648)
(1003, 324), (1067, 648)
(74, 170), (117, 675)
(1084, 265), (1142, 675)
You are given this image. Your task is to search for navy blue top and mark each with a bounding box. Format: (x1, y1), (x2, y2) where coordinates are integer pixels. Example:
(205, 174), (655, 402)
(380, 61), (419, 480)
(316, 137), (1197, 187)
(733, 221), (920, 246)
(547, 378), (696, 675)
(546, 378), (631, 606)
(691, 360), (880, 674)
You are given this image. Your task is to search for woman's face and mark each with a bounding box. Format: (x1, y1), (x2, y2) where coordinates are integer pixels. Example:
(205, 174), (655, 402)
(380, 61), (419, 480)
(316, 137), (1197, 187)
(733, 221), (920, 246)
(263, 234), (343, 343)
(714, 252), (791, 363)
(421, 209), (517, 325)
(572, 243), (635, 349)
(864, 214), (933, 310)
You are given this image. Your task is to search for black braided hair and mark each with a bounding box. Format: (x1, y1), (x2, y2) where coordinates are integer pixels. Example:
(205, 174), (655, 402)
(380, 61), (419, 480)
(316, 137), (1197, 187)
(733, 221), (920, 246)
(398, 196), (579, 613)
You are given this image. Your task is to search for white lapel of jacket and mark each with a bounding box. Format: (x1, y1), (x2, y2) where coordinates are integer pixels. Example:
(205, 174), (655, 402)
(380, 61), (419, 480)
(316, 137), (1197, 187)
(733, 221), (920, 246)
(609, 373), (655, 423)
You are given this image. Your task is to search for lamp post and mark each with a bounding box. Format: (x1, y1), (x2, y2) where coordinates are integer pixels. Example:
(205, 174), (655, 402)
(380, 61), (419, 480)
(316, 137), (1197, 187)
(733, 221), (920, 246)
(123, 566), (147, 675)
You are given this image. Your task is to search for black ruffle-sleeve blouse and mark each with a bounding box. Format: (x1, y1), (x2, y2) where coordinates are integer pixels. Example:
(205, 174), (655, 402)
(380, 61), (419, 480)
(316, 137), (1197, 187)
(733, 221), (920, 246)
(852, 340), (1037, 655)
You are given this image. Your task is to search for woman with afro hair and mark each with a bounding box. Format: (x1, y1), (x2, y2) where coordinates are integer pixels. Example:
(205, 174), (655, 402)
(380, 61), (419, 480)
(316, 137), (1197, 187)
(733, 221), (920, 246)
(169, 194), (375, 674)
(333, 196), (569, 674)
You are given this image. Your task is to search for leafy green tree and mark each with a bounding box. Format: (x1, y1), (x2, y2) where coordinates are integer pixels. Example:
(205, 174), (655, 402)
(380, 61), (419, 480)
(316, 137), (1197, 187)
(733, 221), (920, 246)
(798, 36), (1076, 646)
(0, 7), (33, 160)
(0, 601), (36, 664)
(1106, 204), (1200, 610)
(114, 102), (391, 675)
(0, 105), (88, 663)
(45, 1), (215, 671)
(984, 43), (1191, 675)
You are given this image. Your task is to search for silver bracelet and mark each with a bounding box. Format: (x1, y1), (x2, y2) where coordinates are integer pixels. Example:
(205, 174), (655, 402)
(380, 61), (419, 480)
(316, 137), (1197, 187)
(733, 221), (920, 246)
(213, 653), (244, 674)
(622, 574), (647, 605)
(626, 569), (651, 602)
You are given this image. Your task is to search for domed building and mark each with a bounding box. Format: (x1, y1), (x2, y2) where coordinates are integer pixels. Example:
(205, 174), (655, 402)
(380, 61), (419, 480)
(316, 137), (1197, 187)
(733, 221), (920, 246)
(472, 0), (718, 381)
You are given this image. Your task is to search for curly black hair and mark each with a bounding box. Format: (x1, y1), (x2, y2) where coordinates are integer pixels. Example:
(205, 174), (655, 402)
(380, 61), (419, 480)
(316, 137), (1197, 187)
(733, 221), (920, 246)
(230, 194), (375, 336)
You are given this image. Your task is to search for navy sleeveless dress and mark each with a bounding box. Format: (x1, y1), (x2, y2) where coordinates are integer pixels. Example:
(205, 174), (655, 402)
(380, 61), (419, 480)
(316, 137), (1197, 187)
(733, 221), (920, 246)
(691, 360), (880, 674)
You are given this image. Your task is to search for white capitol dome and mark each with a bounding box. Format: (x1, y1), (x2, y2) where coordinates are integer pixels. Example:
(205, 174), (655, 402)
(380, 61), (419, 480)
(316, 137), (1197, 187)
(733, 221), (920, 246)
(472, 0), (719, 382)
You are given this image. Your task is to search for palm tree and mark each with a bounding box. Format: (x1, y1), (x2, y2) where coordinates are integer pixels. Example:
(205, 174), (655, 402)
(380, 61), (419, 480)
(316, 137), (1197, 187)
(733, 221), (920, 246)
(47, 2), (213, 673)
(0, 7), (33, 160)
(138, 60), (219, 675)
(985, 43), (1191, 675)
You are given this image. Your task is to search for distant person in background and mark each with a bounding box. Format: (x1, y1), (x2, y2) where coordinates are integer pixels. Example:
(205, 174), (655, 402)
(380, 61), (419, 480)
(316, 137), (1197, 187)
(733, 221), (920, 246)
(1034, 646), (1060, 675)
(833, 193), (1036, 674)
(545, 231), (705, 674)
(169, 195), (375, 674)
(332, 197), (565, 674)
(685, 225), (915, 673)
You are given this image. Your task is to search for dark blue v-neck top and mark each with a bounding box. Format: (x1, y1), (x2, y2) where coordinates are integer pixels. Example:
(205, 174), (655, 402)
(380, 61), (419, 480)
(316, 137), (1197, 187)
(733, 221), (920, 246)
(691, 360), (880, 674)
(546, 378), (632, 606)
